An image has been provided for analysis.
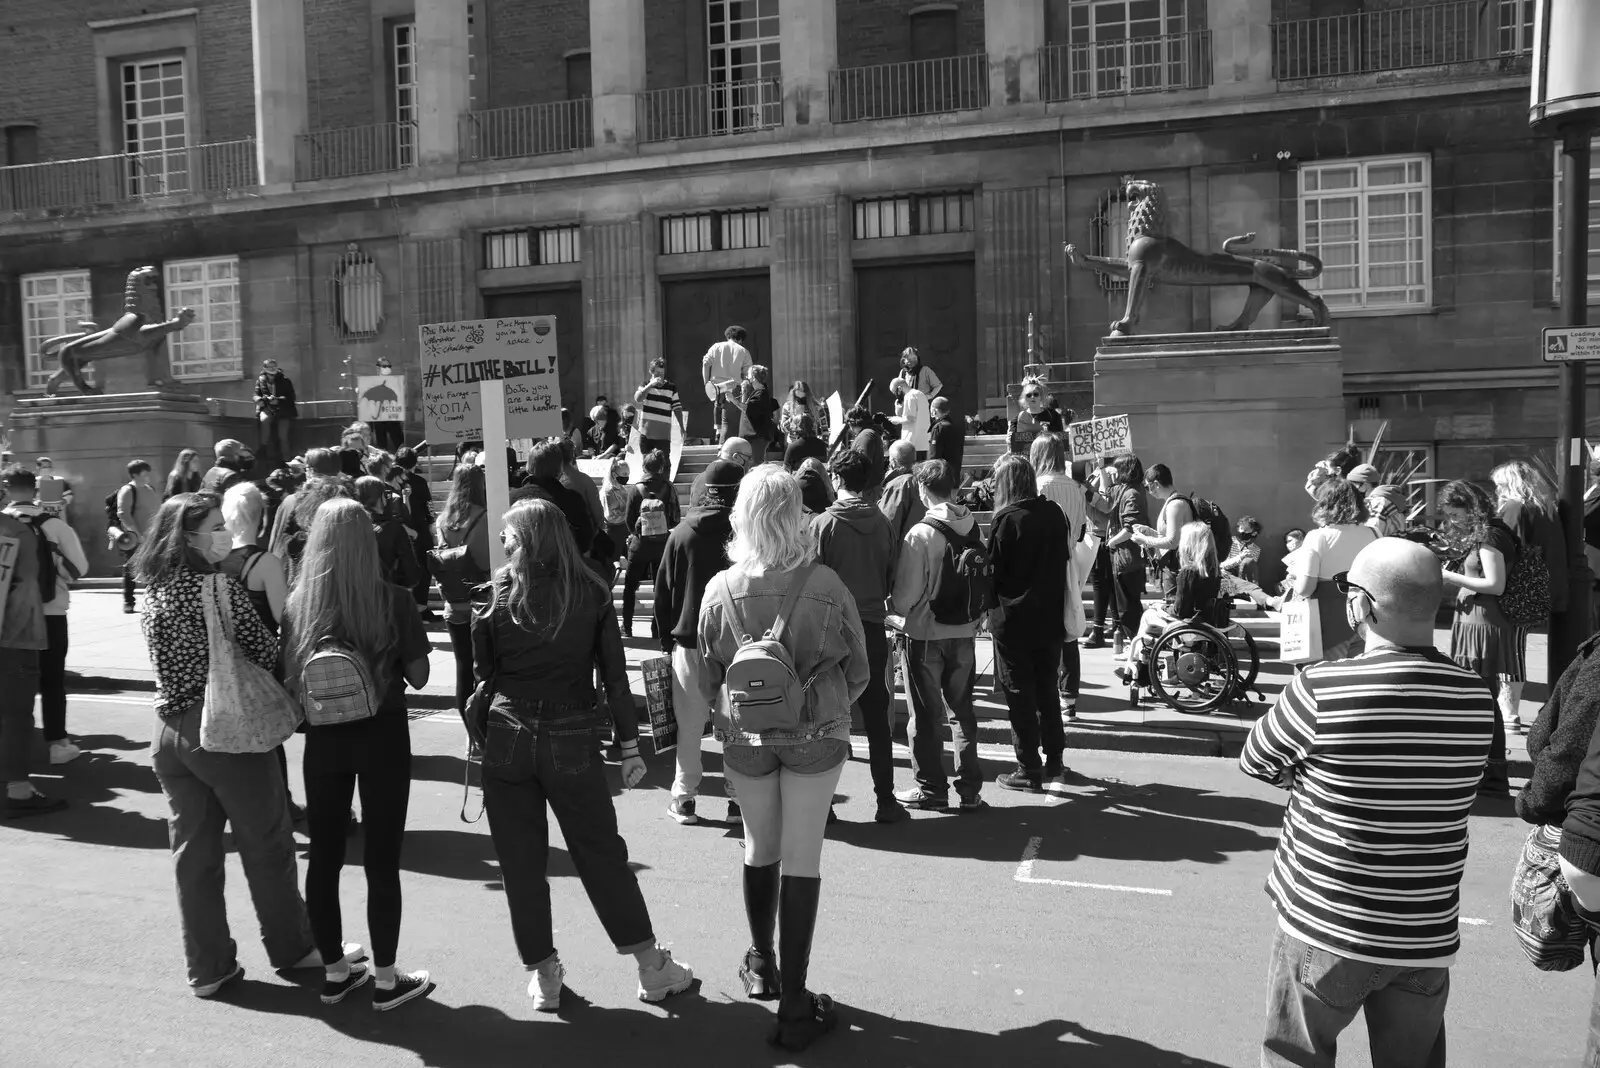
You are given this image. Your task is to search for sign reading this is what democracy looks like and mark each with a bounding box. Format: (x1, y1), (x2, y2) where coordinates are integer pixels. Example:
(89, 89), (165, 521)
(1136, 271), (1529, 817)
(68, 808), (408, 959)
(419, 316), (564, 442)
(1067, 414), (1135, 463)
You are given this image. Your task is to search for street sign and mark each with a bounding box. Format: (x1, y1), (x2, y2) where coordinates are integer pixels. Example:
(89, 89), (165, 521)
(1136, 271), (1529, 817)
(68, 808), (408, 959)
(1542, 326), (1600, 362)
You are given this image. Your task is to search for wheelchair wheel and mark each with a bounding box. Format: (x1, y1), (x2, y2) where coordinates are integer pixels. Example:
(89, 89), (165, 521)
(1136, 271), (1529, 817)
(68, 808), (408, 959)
(1223, 622), (1261, 695)
(1146, 623), (1240, 715)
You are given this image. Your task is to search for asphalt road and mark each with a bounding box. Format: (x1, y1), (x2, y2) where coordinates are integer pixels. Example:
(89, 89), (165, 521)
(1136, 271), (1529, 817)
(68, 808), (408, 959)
(1, 695), (1590, 1068)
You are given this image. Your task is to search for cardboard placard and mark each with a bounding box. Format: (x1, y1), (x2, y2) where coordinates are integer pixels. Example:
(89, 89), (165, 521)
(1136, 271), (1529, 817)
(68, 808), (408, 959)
(640, 656), (677, 755)
(419, 317), (563, 443)
(1067, 414), (1134, 462)
(355, 374), (407, 424)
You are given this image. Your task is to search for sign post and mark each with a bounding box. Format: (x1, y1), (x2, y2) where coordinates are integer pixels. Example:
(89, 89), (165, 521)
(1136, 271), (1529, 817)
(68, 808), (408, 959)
(479, 378), (512, 571)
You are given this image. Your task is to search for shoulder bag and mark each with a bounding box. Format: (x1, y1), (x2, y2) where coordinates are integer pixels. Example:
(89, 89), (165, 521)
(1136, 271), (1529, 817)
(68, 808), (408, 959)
(200, 573), (302, 753)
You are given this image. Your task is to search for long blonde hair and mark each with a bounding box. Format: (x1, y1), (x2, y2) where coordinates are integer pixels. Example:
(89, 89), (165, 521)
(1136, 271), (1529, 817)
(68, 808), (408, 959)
(496, 498), (606, 634)
(1178, 520), (1217, 578)
(728, 465), (814, 573)
(283, 498), (398, 697)
(1492, 459), (1557, 519)
(1029, 432), (1067, 478)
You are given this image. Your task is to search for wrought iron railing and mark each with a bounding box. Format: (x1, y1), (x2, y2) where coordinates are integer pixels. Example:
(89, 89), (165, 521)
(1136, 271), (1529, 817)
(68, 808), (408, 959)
(460, 99), (594, 161)
(636, 78), (783, 143)
(295, 122), (417, 182)
(829, 54), (988, 123)
(0, 139), (258, 213)
(1038, 31), (1212, 101)
(1272, 1), (1531, 80)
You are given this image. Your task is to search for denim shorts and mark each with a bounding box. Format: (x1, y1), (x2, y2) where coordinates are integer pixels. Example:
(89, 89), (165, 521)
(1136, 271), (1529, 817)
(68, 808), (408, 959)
(723, 737), (850, 778)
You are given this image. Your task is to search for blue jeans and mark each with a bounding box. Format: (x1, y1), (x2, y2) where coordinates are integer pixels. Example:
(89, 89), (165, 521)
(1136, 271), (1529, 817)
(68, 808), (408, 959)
(480, 697), (655, 966)
(903, 637), (981, 800)
(1262, 927), (1448, 1068)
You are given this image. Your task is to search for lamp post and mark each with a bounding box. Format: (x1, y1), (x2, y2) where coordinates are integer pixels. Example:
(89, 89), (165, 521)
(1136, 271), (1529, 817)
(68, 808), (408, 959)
(1533, 0), (1600, 678)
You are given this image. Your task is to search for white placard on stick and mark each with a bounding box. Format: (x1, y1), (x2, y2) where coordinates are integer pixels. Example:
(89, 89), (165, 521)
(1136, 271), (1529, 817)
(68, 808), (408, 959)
(419, 316), (563, 443)
(355, 375), (406, 424)
(1067, 414), (1134, 462)
(826, 391), (846, 445)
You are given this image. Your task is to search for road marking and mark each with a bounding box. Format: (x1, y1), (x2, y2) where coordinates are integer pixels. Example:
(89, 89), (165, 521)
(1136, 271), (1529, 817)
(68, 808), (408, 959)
(1015, 836), (1173, 896)
(1461, 917), (1490, 926)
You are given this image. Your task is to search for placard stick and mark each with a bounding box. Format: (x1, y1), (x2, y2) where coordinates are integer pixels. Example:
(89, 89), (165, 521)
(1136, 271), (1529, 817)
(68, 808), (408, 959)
(480, 378), (512, 572)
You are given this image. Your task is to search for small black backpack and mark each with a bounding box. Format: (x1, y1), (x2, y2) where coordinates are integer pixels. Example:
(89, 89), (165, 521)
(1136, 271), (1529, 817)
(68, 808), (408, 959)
(919, 517), (995, 626)
(1177, 493), (1232, 558)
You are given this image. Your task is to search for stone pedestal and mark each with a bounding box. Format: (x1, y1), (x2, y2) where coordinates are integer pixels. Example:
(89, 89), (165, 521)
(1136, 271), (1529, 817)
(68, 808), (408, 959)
(9, 392), (216, 577)
(1094, 328), (1344, 589)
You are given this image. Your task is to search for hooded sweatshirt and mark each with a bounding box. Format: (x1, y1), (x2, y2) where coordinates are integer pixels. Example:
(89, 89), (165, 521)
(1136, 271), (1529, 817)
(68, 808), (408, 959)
(891, 501), (981, 641)
(812, 494), (895, 625)
(988, 495), (1068, 645)
(1365, 484), (1407, 539)
(654, 505), (734, 650)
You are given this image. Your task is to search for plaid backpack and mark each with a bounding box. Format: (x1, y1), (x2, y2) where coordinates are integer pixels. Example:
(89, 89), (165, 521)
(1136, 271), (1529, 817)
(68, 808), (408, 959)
(300, 637), (379, 727)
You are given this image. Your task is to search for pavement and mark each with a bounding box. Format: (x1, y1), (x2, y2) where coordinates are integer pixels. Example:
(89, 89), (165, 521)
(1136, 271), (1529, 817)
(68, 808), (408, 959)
(64, 587), (1541, 772)
(0, 693), (1585, 1068)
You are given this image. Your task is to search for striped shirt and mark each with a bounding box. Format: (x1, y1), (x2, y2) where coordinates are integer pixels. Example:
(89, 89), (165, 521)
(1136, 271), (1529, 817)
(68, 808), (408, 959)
(1239, 646), (1494, 966)
(635, 379), (683, 438)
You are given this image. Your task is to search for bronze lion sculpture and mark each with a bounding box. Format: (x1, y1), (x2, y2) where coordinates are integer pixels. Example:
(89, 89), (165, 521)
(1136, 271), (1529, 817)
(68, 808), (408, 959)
(42, 266), (195, 395)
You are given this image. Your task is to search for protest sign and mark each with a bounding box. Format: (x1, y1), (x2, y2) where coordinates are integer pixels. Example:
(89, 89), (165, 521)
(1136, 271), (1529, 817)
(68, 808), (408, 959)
(1067, 414), (1135, 462)
(826, 391), (845, 445)
(640, 657), (677, 755)
(419, 316), (563, 443)
(355, 374), (406, 424)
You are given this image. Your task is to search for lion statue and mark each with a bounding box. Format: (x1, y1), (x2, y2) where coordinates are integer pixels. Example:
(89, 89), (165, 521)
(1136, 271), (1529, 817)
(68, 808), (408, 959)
(1065, 177), (1330, 337)
(41, 266), (196, 396)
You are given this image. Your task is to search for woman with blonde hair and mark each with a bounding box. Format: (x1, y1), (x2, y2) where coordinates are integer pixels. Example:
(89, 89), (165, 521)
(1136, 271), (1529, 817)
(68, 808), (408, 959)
(1116, 522), (1222, 697)
(474, 498), (694, 1010)
(699, 465), (868, 1052)
(1491, 459), (1566, 734)
(1031, 433), (1089, 716)
(283, 498), (433, 1009)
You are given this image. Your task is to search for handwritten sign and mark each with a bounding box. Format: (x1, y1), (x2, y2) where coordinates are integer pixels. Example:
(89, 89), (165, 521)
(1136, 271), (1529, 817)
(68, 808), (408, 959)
(419, 316), (563, 442)
(355, 374), (406, 424)
(640, 656), (677, 755)
(0, 534), (16, 626)
(826, 391), (845, 445)
(1068, 414), (1134, 462)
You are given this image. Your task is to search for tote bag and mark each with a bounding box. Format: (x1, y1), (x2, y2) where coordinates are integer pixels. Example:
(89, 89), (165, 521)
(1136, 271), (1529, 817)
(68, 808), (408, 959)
(200, 573), (302, 753)
(1510, 825), (1592, 972)
(1064, 536), (1095, 641)
(1278, 597), (1323, 665)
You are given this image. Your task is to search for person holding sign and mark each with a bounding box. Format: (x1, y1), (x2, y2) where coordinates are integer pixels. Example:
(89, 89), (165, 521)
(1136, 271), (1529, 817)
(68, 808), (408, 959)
(702, 325), (753, 444)
(473, 498), (695, 1011)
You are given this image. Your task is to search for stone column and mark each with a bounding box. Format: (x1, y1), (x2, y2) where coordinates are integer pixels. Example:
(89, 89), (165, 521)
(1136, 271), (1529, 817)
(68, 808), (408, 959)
(984, 0), (1044, 107)
(251, 0), (308, 186)
(590, 0), (646, 147)
(770, 201), (844, 387)
(416, 0), (471, 167)
(582, 218), (651, 401)
(780, 0), (836, 128)
(1208, 0), (1274, 94)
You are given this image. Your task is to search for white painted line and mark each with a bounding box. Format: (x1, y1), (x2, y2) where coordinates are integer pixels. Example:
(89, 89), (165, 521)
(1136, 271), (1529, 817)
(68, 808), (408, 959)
(1015, 835), (1173, 897)
(1460, 917), (1490, 926)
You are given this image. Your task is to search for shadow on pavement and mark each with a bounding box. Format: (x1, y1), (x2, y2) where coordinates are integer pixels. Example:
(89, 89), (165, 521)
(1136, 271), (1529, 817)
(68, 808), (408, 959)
(4, 735), (169, 850)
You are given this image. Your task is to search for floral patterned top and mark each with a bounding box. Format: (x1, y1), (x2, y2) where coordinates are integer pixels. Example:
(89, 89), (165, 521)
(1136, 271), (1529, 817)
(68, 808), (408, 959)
(142, 567), (278, 716)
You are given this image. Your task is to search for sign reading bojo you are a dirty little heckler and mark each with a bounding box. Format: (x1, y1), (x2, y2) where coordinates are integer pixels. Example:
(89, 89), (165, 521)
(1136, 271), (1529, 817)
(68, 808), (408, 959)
(419, 316), (564, 442)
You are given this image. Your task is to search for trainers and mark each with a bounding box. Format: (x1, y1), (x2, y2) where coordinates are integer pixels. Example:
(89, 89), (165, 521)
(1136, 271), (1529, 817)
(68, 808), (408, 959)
(290, 941), (366, 970)
(321, 964), (372, 1005)
(726, 800), (742, 825)
(49, 741), (82, 765)
(668, 797), (698, 825)
(637, 947), (694, 1003)
(996, 767), (1042, 793)
(193, 964), (244, 999)
(957, 795), (988, 813)
(1062, 699), (1078, 721)
(894, 787), (949, 811)
(528, 954), (564, 1012)
(3, 790), (68, 819)
(1082, 628), (1106, 650)
(1043, 769), (1072, 796)
(373, 970), (432, 1012)
(874, 798), (909, 823)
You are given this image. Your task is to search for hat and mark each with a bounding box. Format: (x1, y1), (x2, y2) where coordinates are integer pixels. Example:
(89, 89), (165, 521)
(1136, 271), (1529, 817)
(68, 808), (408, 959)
(214, 439), (246, 462)
(703, 460), (745, 488)
(1346, 463), (1380, 485)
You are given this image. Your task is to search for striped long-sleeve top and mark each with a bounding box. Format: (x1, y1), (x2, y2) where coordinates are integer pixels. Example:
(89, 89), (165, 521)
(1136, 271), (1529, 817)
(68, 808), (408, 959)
(1239, 646), (1494, 966)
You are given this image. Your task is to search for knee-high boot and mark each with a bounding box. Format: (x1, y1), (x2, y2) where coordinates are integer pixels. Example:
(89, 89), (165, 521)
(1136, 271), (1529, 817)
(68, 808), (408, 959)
(771, 875), (838, 1052)
(739, 862), (781, 1000)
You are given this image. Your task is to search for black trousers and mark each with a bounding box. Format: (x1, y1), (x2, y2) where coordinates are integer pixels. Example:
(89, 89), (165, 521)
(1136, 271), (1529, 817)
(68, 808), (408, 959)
(1111, 569), (1146, 640)
(1090, 541), (1114, 629)
(1058, 640), (1081, 700)
(40, 614), (68, 743)
(447, 619), (474, 715)
(303, 715), (412, 969)
(856, 623), (895, 802)
(994, 637), (1064, 773)
(621, 542), (665, 634)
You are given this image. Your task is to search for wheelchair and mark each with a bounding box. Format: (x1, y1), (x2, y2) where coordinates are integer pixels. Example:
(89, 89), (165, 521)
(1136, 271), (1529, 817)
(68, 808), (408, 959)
(1122, 603), (1264, 715)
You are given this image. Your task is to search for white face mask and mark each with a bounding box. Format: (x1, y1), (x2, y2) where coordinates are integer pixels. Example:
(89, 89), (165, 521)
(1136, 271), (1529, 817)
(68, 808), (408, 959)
(192, 529), (232, 563)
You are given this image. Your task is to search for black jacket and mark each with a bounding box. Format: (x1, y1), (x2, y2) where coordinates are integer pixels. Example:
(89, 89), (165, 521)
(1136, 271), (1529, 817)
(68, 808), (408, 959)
(403, 470), (434, 549)
(878, 470), (926, 575)
(254, 371), (297, 418)
(514, 476), (596, 556)
(928, 416), (965, 474)
(987, 495), (1068, 645)
(626, 474), (681, 533)
(653, 505), (733, 650)
(783, 435), (828, 472)
(1521, 634), (1600, 874)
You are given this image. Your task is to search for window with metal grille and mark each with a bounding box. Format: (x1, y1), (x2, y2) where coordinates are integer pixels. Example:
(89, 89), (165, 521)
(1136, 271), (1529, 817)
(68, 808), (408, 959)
(165, 257), (242, 380)
(852, 192), (975, 240)
(331, 245), (384, 340)
(483, 226), (582, 269)
(1300, 155), (1431, 312)
(1498, 0), (1534, 55)
(659, 209), (770, 254)
(21, 271), (91, 390)
(1087, 186), (1133, 294)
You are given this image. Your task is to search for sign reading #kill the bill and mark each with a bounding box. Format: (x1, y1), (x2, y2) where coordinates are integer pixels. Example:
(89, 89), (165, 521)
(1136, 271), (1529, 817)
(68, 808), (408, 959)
(1067, 414), (1134, 462)
(419, 316), (564, 442)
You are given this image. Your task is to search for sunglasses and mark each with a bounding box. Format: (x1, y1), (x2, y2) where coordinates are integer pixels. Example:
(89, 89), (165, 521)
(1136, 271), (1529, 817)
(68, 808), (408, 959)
(1021, 392), (1041, 400)
(1331, 571), (1372, 598)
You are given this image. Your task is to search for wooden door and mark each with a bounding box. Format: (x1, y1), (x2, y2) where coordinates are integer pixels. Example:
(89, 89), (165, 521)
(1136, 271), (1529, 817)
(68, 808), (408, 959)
(660, 272), (772, 439)
(482, 287), (585, 416)
(855, 260), (976, 418)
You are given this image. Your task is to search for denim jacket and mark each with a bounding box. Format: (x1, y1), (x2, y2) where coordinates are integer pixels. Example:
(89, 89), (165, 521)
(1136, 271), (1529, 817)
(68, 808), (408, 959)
(697, 561), (868, 747)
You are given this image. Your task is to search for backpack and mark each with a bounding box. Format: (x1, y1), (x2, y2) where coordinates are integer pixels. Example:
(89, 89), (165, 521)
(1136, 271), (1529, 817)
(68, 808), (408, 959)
(23, 514), (78, 602)
(300, 637), (379, 727)
(426, 510), (489, 604)
(714, 566), (817, 734)
(920, 517), (995, 626)
(104, 488), (123, 530)
(637, 497), (670, 539)
(1501, 512), (1553, 628)
(1176, 493), (1232, 562)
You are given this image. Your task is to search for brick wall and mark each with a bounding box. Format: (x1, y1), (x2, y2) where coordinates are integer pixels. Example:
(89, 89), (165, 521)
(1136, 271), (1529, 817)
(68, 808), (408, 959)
(197, 0), (256, 142)
(646, 0), (696, 90)
(487, 0), (589, 108)
(838, 0), (986, 69)
(307, 0), (378, 131)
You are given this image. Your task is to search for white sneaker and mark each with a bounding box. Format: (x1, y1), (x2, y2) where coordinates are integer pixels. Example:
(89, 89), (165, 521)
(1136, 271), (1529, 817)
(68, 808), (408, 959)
(49, 741), (82, 765)
(636, 946), (694, 1003)
(528, 954), (564, 1012)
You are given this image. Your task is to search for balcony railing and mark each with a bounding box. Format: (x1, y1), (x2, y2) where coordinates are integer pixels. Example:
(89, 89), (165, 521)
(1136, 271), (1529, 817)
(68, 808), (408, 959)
(830, 54), (989, 123)
(1039, 31), (1212, 102)
(460, 99), (594, 162)
(637, 78), (783, 143)
(0, 139), (258, 213)
(295, 122), (416, 182)
(1272, 1), (1530, 80)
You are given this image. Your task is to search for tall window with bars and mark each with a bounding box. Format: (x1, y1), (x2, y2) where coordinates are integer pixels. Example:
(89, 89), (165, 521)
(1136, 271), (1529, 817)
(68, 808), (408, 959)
(21, 272), (91, 390)
(660, 209), (770, 254)
(165, 257), (242, 380)
(332, 246), (384, 339)
(483, 226), (582, 269)
(1056, 0), (1190, 96)
(122, 57), (188, 197)
(1498, 0), (1535, 55)
(852, 192), (976, 240)
(1299, 156), (1431, 312)
(707, 1), (782, 133)
(394, 22), (418, 167)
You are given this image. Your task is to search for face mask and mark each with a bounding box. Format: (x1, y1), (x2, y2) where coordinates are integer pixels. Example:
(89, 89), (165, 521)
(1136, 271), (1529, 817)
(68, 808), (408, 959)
(1344, 590), (1370, 636)
(192, 530), (232, 563)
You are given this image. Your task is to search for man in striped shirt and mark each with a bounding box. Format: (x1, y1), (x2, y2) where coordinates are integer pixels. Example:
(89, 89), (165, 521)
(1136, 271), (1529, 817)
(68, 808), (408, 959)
(633, 356), (684, 456)
(1240, 537), (1493, 1068)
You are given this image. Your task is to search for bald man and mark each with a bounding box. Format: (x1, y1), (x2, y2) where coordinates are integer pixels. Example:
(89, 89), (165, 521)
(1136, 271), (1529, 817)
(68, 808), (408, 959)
(1241, 538), (1494, 1068)
(689, 438), (753, 506)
